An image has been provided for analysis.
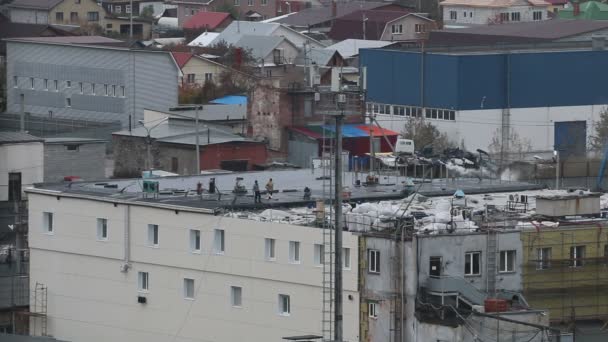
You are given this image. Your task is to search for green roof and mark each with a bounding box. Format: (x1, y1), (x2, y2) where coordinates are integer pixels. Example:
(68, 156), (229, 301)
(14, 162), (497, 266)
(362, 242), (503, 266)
(559, 1), (608, 20)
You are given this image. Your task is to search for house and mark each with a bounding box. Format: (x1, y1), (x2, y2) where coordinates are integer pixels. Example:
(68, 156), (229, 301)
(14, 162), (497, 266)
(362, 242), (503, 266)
(171, 51), (229, 86)
(113, 118), (267, 175)
(43, 137), (107, 182)
(210, 21), (326, 48)
(144, 105), (247, 134)
(232, 35), (299, 69)
(0, 13), (74, 56)
(329, 10), (420, 41)
(293, 47), (344, 67)
(559, 0), (608, 20)
(5, 36), (179, 128)
(359, 41), (608, 154)
(441, 0), (551, 25)
(101, 0), (161, 17)
(8, 0), (106, 33)
(379, 13), (437, 41)
(324, 39), (396, 67)
(104, 16), (153, 39)
(428, 19), (608, 45)
(182, 10), (232, 31)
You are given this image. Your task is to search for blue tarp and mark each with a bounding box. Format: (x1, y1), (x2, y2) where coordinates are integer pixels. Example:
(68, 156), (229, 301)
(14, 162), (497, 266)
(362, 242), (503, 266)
(320, 124), (372, 138)
(210, 95), (247, 105)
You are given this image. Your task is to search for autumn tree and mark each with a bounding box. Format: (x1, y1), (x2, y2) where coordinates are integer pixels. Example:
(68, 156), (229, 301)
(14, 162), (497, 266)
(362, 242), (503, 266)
(401, 117), (454, 154)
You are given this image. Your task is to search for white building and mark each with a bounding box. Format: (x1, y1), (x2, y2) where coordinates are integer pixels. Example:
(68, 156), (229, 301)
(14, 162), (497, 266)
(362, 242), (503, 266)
(441, 0), (550, 25)
(0, 132), (44, 203)
(26, 178), (360, 342)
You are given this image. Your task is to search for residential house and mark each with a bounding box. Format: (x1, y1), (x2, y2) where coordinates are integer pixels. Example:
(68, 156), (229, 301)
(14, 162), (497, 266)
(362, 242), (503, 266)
(210, 21), (326, 48)
(379, 13), (437, 41)
(113, 118), (267, 175)
(101, 0), (161, 17)
(43, 138), (107, 182)
(8, 0), (105, 33)
(183, 11), (232, 31)
(441, 0), (551, 25)
(172, 51), (230, 86)
(324, 39), (395, 66)
(428, 19), (608, 45)
(232, 35), (299, 75)
(293, 47), (344, 67)
(559, 0), (608, 20)
(5, 36), (179, 128)
(104, 16), (153, 39)
(329, 10), (417, 41)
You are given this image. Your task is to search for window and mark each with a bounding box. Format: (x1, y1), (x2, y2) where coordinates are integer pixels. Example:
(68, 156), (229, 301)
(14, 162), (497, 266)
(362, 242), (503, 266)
(66, 144), (78, 151)
(66, 98), (71, 107)
(43, 79), (48, 90)
(79, 82), (83, 94)
(30, 77), (34, 89)
(450, 10), (457, 20)
(261, 0), (267, 5)
(116, 5), (122, 13)
(92, 83), (96, 95)
(289, 241), (300, 263)
(147, 224), (159, 247)
(112, 85), (116, 97)
(125, 4), (131, 13)
(13, 76), (18, 88)
(106, 23), (112, 28)
(120, 86), (125, 97)
(43, 212), (53, 234)
(231, 286), (242, 307)
(533, 11), (542, 20)
(415, 24), (426, 33)
(186, 74), (195, 84)
(500, 12), (509, 22)
(499, 250), (515, 273)
(183, 278), (195, 299)
(343, 248), (351, 269)
(368, 302), (378, 318)
(56, 12), (64, 22)
(570, 245), (585, 267)
(266, 69), (272, 78)
(278, 294), (290, 315)
(234, 0), (240, 5)
(214, 229), (225, 254)
(97, 218), (108, 241)
(314, 244), (324, 266)
(75, 0), (80, 3)
(464, 11), (467, 17)
(138, 271), (149, 291)
(70, 12), (78, 22)
(391, 24), (403, 34)
(248, 0), (253, 5)
(189, 229), (201, 253)
(104, 84), (108, 96)
(204, 73), (213, 82)
(8, 173), (21, 202)
(265, 238), (276, 260)
(511, 12), (520, 21)
(465, 252), (481, 275)
(368, 249), (380, 273)
(87, 11), (99, 22)
(537, 247), (551, 270)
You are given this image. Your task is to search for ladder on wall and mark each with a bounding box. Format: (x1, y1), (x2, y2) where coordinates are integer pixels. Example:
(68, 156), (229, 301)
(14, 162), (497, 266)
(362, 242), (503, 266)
(321, 117), (335, 342)
(486, 230), (498, 296)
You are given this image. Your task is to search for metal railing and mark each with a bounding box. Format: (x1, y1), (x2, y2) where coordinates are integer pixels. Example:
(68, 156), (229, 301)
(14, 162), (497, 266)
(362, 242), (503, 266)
(426, 275), (488, 305)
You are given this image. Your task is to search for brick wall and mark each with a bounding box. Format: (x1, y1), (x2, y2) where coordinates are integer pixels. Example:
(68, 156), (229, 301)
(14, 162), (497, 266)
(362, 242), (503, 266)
(200, 142), (267, 170)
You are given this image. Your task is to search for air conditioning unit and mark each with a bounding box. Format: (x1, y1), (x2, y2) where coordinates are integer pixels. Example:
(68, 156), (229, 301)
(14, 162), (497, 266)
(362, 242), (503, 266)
(137, 296), (147, 304)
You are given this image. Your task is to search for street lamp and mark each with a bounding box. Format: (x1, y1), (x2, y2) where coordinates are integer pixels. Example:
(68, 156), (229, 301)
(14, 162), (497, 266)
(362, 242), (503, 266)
(138, 118), (168, 177)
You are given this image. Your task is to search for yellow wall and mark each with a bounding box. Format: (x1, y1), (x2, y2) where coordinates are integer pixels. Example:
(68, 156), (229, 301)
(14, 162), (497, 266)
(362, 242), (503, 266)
(521, 225), (608, 322)
(50, 0), (104, 33)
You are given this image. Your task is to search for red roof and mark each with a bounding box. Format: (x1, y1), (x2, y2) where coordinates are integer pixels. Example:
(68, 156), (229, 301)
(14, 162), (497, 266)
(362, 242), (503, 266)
(171, 51), (193, 69)
(183, 11), (231, 30)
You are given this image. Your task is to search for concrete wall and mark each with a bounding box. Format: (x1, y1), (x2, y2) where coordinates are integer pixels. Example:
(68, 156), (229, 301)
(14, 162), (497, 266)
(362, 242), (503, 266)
(9, 8), (49, 24)
(0, 142), (44, 201)
(43, 142), (106, 182)
(6, 41), (179, 127)
(27, 191), (360, 342)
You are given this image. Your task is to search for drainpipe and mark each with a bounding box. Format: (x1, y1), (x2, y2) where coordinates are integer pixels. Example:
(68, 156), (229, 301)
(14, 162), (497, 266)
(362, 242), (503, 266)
(121, 205), (131, 272)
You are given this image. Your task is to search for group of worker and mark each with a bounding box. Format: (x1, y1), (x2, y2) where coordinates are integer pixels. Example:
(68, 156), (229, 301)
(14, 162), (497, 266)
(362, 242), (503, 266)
(252, 179), (274, 203)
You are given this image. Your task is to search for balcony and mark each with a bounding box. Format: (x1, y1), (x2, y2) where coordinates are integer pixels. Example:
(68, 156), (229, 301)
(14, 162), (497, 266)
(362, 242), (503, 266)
(425, 275), (487, 306)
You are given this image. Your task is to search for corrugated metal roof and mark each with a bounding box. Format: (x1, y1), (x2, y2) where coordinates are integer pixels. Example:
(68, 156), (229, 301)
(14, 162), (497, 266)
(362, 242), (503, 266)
(440, 0), (549, 7)
(325, 39), (395, 58)
(211, 21), (280, 46)
(187, 31), (220, 47)
(0, 131), (43, 144)
(171, 51), (193, 69)
(329, 10), (411, 40)
(275, 1), (389, 27)
(8, 0), (63, 9)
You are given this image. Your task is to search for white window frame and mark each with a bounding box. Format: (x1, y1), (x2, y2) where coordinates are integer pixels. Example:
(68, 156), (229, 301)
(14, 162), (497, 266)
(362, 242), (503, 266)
(13, 76), (18, 88)
(204, 73), (213, 82)
(104, 84), (108, 96)
(186, 74), (195, 84)
(96, 218), (108, 241)
(314, 244), (324, 266)
(189, 229), (201, 253)
(120, 86), (125, 97)
(92, 83), (96, 95)
(183, 278), (195, 299)
(147, 224), (159, 247)
(234, 0), (240, 5)
(465, 251), (481, 276)
(536, 247), (551, 270)
(265, 238), (276, 261)
(247, 0), (253, 6)
(30, 77), (34, 89)
(116, 5), (121, 13)
(368, 302), (378, 318)
(450, 10), (457, 20)
(43, 212), (54, 234)
(533, 10), (542, 20)
(112, 85), (116, 97)
(125, 4), (131, 13)
(66, 98), (71, 108)
(79, 82), (83, 94)
(289, 241), (301, 264)
(278, 294), (290, 316)
(343, 247), (351, 269)
(54, 80), (58, 91)
(499, 250), (515, 273)
(261, 0), (267, 5)
(214, 229), (225, 254)
(43, 79), (48, 90)
(138, 271), (149, 292)
(368, 249), (380, 273)
(231, 286), (242, 307)
(66, 80), (71, 88)
(570, 245), (585, 268)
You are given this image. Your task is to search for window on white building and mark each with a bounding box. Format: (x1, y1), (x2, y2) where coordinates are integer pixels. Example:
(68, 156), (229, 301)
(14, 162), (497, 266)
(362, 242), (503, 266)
(120, 86), (125, 97)
(66, 80), (71, 88)
(43, 79), (48, 90)
(533, 11), (542, 20)
(415, 24), (426, 33)
(92, 83), (96, 95)
(204, 73), (213, 82)
(537, 247), (551, 270)
(189, 229), (201, 253)
(30, 77), (34, 89)
(54, 80), (58, 91)
(343, 248), (351, 269)
(116, 5), (122, 14)
(138, 271), (149, 291)
(214, 229), (225, 254)
(231, 286), (242, 307)
(187, 74), (195, 83)
(261, 0), (267, 5)
(66, 98), (71, 107)
(112, 85), (116, 97)
(278, 294), (290, 315)
(13, 76), (18, 88)
(125, 4), (131, 13)
(314, 244), (324, 266)
(43, 212), (53, 234)
(368, 249), (380, 273)
(450, 10), (457, 20)
(79, 82), (83, 94)
(499, 250), (515, 273)
(265, 238), (276, 261)
(570, 245), (586, 267)
(104, 84), (108, 96)
(511, 12), (521, 21)
(183, 278), (195, 299)
(368, 302), (378, 318)
(289, 241), (300, 263)
(463, 11), (467, 17)
(97, 218), (108, 241)
(147, 224), (159, 247)
(500, 12), (509, 22)
(234, 0), (240, 5)
(391, 24), (403, 34)
(465, 251), (481, 275)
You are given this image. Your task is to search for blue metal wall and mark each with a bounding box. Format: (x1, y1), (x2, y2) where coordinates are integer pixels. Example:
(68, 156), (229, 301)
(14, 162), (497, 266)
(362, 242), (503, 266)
(360, 48), (608, 110)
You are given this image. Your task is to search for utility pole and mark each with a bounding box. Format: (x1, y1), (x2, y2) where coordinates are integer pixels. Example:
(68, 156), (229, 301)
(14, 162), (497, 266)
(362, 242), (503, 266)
(129, 0), (133, 39)
(334, 95), (346, 342)
(195, 106), (201, 175)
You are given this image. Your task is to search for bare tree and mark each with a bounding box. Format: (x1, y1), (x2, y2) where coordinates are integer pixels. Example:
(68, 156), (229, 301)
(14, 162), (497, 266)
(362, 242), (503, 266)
(401, 117), (455, 153)
(488, 128), (532, 161)
(590, 106), (608, 152)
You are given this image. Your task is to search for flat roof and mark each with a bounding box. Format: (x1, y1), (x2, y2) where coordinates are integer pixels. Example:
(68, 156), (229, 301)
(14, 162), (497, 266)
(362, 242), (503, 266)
(0, 131), (43, 144)
(44, 137), (107, 144)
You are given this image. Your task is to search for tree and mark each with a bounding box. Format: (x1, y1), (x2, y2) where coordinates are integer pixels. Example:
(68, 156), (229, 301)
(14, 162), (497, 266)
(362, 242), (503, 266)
(140, 5), (154, 19)
(401, 118), (455, 154)
(488, 128), (532, 161)
(216, 3), (239, 19)
(591, 107), (608, 151)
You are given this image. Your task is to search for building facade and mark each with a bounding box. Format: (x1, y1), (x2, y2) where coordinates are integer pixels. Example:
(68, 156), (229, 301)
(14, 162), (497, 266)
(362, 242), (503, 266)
(5, 37), (179, 127)
(379, 14), (436, 42)
(441, 0), (550, 25)
(26, 187), (360, 341)
(43, 138), (106, 182)
(9, 0), (106, 34)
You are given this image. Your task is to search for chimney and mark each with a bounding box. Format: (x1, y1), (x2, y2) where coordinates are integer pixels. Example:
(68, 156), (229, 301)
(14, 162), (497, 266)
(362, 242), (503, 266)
(332, 1), (337, 18)
(573, 1), (580, 16)
(592, 35), (606, 50)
